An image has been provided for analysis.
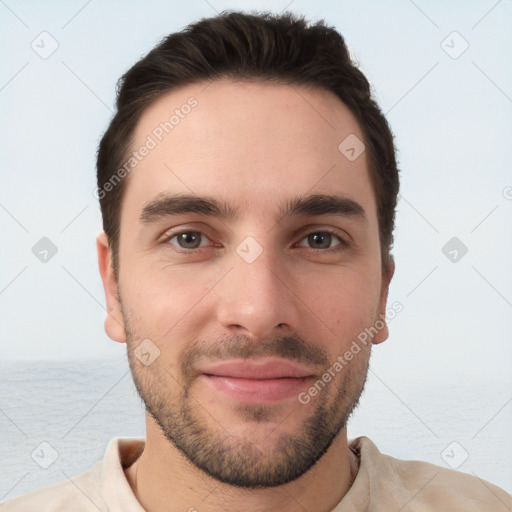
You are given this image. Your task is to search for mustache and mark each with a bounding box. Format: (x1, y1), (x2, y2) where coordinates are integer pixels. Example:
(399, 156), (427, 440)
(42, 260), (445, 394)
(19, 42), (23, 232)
(180, 334), (329, 379)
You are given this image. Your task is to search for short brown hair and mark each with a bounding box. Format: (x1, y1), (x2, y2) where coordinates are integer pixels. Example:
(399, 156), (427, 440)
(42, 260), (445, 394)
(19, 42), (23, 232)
(96, 11), (399, 278)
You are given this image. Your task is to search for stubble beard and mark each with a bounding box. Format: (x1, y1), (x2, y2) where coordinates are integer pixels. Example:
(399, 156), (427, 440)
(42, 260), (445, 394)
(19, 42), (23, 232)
(124, 314), (371, 488)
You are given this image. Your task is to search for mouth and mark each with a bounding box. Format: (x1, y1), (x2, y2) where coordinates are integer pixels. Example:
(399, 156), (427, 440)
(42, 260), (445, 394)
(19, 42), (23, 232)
(197, 358), (316, 404)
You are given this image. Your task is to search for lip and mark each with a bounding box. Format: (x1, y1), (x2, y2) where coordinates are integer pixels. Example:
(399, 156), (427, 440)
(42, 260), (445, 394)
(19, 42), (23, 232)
(199, 358), (315, 379)
(197, 358), (316, 404)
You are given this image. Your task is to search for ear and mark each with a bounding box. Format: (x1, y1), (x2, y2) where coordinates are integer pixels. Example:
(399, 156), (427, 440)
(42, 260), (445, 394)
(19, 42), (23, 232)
(372, 255), (395, 345)
(96, 231), (126, 343)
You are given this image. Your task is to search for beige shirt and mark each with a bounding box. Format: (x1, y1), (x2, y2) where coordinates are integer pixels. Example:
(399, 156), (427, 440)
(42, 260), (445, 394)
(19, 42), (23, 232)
(2, 436), (510, 511)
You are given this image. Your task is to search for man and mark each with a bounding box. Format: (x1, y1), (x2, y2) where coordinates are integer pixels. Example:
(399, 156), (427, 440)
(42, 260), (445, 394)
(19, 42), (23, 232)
(3, 10), (510, 512)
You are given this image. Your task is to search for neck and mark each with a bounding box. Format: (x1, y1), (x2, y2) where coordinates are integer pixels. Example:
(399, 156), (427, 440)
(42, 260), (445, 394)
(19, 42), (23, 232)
(125, 418), (359, 512)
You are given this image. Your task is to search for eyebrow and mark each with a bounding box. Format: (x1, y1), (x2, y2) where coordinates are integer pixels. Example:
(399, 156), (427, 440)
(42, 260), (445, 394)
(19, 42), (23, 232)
(139, 193), (367, 225)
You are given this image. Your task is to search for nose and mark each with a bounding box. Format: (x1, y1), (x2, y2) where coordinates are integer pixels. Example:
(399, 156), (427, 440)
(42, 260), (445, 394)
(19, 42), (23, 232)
(214, 245), (301, 342)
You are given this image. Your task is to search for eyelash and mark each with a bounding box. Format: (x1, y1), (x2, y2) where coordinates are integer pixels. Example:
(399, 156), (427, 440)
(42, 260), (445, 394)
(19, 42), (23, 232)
(160, 228), (349, 254)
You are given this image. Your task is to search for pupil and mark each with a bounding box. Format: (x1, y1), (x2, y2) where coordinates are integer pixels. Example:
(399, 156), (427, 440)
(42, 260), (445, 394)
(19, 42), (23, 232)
(180, 232), (199, 248)
(310, 233), (330, 249)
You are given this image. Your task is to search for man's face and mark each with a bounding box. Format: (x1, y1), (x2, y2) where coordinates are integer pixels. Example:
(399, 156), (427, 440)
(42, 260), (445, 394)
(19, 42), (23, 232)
(99, 79), (393, 487)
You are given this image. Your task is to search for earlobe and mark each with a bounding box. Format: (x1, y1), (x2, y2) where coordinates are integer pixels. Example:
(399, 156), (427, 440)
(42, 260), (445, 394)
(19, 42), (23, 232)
(373, 255), (395, 345)
(96, 231), (126, 343)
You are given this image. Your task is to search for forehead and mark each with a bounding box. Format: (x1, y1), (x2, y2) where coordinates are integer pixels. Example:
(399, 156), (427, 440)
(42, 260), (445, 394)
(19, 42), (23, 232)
(121, 79), (376, 223)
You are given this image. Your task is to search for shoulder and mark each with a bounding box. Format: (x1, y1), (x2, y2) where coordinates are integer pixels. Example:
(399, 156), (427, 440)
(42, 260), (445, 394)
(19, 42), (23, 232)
(0, 462), (105, 512)
(0, 437), (145, 512)
(351, 436), (512, 511)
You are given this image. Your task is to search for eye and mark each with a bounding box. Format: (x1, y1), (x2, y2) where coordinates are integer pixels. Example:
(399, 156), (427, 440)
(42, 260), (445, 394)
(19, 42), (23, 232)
(167, 231), (210, 250)
(161, 228), (347, 255)
(297, 230), (346, 250)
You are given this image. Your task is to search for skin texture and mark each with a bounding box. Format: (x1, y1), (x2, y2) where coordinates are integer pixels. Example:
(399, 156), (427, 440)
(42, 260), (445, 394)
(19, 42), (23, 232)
(97, 79), (394, 511)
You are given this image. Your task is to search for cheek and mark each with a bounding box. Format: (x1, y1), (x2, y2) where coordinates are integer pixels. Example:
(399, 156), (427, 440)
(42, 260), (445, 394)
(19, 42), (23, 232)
(121, 267), (217, 351)
(302, 266), (382, 342)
